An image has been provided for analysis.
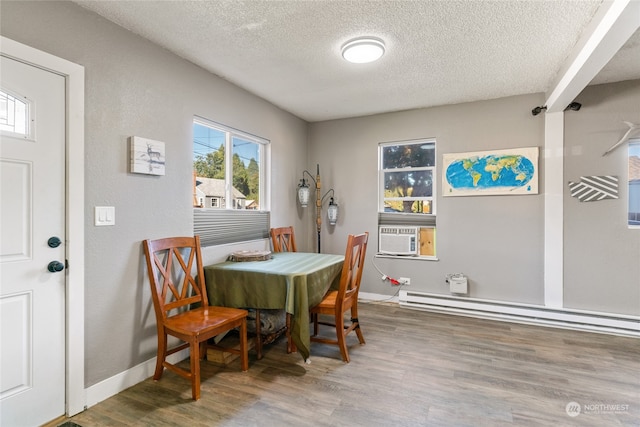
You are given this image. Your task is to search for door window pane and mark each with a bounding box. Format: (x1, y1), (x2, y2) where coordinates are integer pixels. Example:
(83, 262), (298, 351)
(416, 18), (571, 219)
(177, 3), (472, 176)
(0, 89), (30, 137)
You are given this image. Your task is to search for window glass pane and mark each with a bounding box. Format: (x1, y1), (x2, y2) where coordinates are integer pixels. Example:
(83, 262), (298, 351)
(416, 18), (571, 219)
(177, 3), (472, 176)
(193, 123), (225, 180)
(384, 170), (433, 197)
(382, 142), (435, 169)
(384, 199), (433, 214)
(629, 141), (640, 227)
(193, 117), (268, 214)
(232, 136), (261, 210)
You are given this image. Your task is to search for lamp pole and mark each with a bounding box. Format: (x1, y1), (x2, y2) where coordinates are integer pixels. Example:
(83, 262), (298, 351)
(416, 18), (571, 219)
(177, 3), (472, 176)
(315, 164), (322, 253)
(297, 164), (338, 253)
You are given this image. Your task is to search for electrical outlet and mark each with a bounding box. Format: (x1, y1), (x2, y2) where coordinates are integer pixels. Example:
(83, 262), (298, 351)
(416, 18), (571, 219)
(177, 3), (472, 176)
(400, 277), (411, 285)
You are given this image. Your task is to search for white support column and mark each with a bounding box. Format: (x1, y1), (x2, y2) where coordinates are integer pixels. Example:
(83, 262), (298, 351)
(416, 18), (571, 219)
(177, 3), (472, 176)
(544, 112), (564, 308)
(541, 0), (639, 308)
(545, 0), (640, 113)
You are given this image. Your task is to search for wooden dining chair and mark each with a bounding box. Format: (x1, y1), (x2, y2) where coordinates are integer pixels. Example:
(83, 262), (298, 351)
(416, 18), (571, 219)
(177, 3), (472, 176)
(270, 226), (297, 252)
(143, 236), (249, 400)
(310, 232), (369, 362)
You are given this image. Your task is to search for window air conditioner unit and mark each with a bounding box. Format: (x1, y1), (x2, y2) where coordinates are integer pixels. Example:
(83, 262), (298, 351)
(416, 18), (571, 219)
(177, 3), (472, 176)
(378, 226), (419, 256)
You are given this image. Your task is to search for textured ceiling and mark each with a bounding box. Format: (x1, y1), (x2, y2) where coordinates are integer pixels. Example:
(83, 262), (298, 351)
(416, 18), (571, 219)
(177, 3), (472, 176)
(74, 0), (639, 122)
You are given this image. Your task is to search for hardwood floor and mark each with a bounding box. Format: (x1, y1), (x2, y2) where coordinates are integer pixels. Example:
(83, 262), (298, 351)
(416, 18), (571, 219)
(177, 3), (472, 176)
(67, 302), (639, 426)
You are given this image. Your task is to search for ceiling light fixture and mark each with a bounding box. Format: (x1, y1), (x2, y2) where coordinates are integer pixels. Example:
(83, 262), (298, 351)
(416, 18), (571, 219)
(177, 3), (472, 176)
(341, 37), (385, 64)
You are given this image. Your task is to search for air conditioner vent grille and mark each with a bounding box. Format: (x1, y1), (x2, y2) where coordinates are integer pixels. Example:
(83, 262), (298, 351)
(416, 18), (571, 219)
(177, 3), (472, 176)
(379, 226), (419, 255)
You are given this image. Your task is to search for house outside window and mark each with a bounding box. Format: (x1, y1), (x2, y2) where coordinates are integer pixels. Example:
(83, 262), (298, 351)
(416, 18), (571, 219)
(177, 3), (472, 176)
(378, 139), (437, 258)
(193, 117), (270, 246)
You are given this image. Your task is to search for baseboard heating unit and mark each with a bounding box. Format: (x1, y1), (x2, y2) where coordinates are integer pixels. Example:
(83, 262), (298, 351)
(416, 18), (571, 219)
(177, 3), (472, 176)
(399, 290), (640, 338)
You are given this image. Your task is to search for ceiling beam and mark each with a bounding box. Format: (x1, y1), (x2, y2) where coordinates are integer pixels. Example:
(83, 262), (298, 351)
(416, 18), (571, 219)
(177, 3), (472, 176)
(545, 0), (640, 113)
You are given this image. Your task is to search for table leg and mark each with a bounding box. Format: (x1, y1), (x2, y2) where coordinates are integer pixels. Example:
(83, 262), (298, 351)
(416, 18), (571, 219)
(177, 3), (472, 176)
(285, 313), (297, 353)
(255, 309), (263, 360)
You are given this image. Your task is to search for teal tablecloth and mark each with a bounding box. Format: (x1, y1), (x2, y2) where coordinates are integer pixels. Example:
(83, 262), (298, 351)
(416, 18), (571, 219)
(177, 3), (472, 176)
(203, 252), (344, 360)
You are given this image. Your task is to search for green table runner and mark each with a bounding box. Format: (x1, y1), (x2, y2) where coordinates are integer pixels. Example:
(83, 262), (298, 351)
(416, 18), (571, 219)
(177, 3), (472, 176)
(203, 252), (344, 360)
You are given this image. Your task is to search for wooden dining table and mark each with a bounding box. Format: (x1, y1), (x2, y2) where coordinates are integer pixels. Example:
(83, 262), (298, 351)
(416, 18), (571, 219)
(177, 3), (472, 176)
(203, 251), (344, 361)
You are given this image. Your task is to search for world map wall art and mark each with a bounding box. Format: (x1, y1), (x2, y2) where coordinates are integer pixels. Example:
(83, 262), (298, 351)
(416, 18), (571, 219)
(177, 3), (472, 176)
(443, 147), (539, 197)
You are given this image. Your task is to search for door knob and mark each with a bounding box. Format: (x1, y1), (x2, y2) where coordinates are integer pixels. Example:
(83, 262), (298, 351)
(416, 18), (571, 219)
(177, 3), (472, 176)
(48, 236), (62, 248)
(48, 261), (65, 273)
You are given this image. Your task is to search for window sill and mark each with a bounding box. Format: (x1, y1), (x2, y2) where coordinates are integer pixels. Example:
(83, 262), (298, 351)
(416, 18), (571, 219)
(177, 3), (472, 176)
(374, 253), (439, 261)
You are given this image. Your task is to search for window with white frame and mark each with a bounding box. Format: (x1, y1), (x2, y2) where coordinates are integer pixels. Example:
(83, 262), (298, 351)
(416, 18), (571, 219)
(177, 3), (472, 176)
(629, 139), (640, 228)
(193, 117), (270, 246)
(378, 139), (437, 257)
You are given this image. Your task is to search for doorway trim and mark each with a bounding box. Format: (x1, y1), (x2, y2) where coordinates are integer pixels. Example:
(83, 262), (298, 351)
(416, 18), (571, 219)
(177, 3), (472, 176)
(1, 36), (86, 416)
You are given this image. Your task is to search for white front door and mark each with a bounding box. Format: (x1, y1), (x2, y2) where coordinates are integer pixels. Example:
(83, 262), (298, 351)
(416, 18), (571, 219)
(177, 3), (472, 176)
(1, 56), (66, 426)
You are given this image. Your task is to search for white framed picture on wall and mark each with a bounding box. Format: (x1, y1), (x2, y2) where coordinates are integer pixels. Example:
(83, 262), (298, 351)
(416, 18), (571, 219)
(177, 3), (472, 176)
(130, 136), (166, 176)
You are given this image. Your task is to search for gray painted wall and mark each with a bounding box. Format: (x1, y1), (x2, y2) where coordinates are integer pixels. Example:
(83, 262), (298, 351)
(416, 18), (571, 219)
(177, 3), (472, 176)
(564, 80), (640, 315)
(2, 1), (638, 391)
(1, 1), (308, 387)
(308, 94), (546, 304)
(309, 83), (639, 315)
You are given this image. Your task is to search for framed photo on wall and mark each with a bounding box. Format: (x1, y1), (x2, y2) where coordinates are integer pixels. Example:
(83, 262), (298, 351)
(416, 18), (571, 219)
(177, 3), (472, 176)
(130, 136), (165, 176)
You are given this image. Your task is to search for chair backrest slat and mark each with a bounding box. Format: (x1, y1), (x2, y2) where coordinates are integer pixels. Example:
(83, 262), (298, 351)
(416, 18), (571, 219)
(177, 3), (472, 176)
(336, 232), (368, 305)
(270, 226), (297, 252)
(164, 296), (202, 312)
(143, 236), (208, 320)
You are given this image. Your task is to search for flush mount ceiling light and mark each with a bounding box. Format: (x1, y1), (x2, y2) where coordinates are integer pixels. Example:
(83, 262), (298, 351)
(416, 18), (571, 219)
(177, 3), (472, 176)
(341, 37), (385, 63)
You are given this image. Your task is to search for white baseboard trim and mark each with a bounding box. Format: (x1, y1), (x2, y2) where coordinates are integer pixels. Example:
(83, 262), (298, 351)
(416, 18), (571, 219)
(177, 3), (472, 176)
(85, 348), (189, 409)
(398, 290), (640, 338)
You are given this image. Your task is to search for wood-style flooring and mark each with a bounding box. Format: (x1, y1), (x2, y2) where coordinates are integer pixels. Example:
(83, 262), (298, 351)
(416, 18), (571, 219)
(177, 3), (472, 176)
(66, 302), (639, 426)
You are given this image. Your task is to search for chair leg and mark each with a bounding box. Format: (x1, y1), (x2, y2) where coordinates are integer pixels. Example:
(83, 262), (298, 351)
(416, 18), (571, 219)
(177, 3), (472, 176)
(335, 313), (350, 363)
(351, 306), (365, 345)
(154, 331), (167, 380)
(199, 341), (207, 360)
(190, 340), (201, 401)
(239, 318), (249, 371)
(312, 313), (319, 336)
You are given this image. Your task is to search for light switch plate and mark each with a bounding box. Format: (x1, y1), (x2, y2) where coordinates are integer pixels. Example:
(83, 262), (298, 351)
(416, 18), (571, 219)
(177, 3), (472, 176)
(95, 206), (115, 226)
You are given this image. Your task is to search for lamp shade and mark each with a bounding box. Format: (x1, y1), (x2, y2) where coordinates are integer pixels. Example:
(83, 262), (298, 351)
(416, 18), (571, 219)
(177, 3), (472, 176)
(327, 198), (338, 225)
(298, 182), (310, 207)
